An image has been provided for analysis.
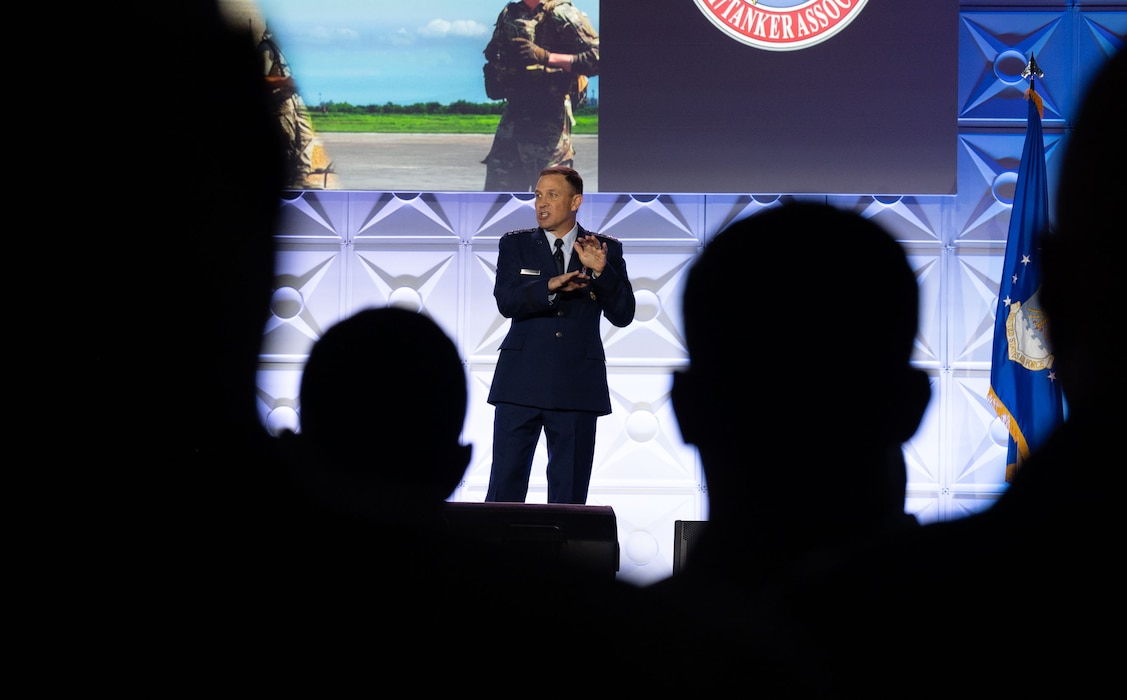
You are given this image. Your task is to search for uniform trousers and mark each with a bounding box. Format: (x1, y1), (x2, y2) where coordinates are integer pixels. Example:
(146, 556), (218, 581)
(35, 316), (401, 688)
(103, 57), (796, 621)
(486, 402), (598, 504)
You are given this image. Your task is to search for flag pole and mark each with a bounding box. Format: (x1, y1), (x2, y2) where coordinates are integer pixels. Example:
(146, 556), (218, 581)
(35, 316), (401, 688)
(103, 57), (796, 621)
(987, 51), (1063, 482)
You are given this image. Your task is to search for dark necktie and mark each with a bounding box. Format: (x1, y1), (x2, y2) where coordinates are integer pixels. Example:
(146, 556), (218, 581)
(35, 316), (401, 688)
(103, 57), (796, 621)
(554, 238), (565, 275)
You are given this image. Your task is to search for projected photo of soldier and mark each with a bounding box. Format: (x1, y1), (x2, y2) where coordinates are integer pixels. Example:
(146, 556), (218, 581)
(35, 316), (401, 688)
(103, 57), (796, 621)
(481, 0), (598, 192)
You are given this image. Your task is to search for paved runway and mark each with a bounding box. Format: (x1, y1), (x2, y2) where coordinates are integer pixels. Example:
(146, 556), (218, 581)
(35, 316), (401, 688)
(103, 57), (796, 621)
(316, 133), (599, 192)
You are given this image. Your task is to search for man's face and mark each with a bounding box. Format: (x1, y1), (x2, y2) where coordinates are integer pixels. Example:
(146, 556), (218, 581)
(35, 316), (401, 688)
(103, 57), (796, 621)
(534, 173), (581, 233)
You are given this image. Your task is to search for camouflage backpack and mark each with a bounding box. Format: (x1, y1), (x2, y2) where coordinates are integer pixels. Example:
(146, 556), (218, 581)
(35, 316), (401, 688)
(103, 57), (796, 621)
(483, 1), (590, 108)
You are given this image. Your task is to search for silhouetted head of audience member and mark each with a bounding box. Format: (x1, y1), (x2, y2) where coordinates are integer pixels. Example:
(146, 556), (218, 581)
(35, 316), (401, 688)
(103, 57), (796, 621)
(286, 306), (472, 520)
(792, 53), (1127, 697)
(1041, 48), (1125, 416)
(74, 4), (287, 490)
(73, 3), (288, 538)
(672, 202), (929, 549)
(57, 1), (296, 667)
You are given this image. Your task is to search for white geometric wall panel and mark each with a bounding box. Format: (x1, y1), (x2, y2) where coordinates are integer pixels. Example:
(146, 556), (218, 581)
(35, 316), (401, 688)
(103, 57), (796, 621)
(255, 5), (1126, 586)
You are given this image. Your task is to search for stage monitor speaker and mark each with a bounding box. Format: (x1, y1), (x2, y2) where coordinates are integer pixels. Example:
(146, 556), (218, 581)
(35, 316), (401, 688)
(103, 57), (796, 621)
(673, 520), (708, 576)
(442, 502), (620, 580)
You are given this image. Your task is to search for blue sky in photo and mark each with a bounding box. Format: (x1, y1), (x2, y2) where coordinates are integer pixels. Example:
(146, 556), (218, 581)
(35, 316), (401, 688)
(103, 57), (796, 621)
(245, 0), (601, 106)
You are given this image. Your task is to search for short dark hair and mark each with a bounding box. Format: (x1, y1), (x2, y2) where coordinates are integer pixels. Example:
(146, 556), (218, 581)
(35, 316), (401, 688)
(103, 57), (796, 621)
(539, 165), (584, 194)
(299, 306), (467, 476)
(684, 201), (918, 387)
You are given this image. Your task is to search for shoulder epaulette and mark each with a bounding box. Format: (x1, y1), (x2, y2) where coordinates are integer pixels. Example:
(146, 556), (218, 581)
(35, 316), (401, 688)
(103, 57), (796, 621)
(504, 228), (539, 237)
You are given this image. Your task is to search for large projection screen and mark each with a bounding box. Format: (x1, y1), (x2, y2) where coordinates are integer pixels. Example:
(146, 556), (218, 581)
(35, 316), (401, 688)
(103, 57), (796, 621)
(231, 1), (957, 195)
(600, 1), (958, 194)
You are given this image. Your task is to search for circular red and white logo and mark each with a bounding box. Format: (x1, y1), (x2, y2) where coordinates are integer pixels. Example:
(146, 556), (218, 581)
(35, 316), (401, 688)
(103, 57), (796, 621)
(693, 0), (869, 51)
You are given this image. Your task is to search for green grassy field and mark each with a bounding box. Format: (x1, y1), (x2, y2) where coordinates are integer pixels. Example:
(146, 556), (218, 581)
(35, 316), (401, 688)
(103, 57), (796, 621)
(309, 112), (598, 134)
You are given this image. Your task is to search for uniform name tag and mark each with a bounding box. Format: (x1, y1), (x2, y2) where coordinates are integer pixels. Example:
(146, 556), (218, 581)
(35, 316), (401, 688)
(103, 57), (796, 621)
(520, 268), (541, 276)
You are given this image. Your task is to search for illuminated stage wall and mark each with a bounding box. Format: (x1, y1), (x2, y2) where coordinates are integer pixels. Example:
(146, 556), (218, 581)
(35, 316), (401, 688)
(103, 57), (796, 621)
(245, 2), (1125, 585)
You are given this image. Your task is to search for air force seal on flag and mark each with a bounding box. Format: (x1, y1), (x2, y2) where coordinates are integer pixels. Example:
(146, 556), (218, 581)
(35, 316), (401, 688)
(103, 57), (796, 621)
(1005, 288), (1054, 372)
(693, 0), (869, 51)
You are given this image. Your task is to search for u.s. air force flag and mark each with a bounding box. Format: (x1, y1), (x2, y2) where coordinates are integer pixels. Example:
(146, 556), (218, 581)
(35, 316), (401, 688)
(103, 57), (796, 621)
(987, 76), (1065, 483)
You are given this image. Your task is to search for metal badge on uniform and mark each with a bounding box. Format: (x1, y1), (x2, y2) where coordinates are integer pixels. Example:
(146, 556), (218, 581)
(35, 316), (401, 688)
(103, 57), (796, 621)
(521, 268), (540, 276)
(589, 291), (597, 301)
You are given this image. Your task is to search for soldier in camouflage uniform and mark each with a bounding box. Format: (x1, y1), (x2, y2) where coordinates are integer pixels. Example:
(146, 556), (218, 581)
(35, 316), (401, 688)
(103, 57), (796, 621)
(259, 27), (316, 190)
(482, 1), (599, 192)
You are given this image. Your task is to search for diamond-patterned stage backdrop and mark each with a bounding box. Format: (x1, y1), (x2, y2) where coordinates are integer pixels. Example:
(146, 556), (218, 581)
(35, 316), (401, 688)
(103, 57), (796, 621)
(255, 5), (1126, 586)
